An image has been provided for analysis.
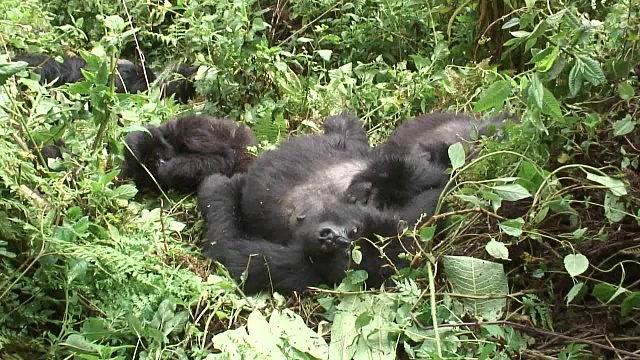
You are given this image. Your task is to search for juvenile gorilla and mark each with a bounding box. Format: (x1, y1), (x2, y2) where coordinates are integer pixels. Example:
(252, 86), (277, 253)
(120, 115), (257, 193)
(15, 54), (156, 94)
(198, 173), (405, 294)
(157, 64), (199, 104)
(378, 112), (512, 168)
(198, 113), (444, 294)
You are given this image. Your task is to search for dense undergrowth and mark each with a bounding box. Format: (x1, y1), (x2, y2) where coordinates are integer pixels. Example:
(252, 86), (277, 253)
(1, 0), (639, 358)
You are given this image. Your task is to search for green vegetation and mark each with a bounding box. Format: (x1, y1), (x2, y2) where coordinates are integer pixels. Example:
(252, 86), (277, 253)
(1, 0), (639, 358)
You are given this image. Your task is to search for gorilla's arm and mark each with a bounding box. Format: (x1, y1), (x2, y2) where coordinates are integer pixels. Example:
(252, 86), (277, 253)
(158, 154), (235, 192)
(198, 174), (344, 294)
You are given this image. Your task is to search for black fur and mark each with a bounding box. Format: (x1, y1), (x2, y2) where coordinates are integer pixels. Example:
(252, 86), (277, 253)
(198, 173), (407, 294)
(120, 115), (257, 193)
(379, 112), (513, 168)
(15, 54), (156, 94)
(197, 113), (452, 294)
(158, 64), (199, 104)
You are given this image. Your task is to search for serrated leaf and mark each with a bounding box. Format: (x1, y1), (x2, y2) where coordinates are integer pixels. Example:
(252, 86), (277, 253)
(565, 282), (586, 304)
(612, 116), (635, 137)
(568, 62), (583, 96)
(564, 253), (589, 277)
(578, 55), (605, 85)
(541, 87), (564, 121)
(448, 142), (466, 170)
(472, 80), (512, 112)
(490, 184), (532, 201)
(546, 9), (567, 26)
(617, 82), (635, 100)
(585, 172), (627, 196)
(316, 50), (332, 61)
(498, 218), (524, 237)
(485, 239), (510, 260)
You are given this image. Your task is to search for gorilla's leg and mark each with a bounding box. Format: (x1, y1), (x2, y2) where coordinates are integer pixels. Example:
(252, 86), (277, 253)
(198, 174), (349, 294)
(323, 113), (370, 149)
(345, 154), (449, 225)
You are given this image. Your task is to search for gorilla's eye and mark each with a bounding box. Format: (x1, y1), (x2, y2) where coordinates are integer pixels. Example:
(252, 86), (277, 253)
(349, 227), (358, 238)
(319, 229), (332, 238)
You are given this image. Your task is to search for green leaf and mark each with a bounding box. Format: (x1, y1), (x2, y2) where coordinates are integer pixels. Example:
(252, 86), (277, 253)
(565, 282), (586, 304)
(510, 31), (531, 38)
(546, 9), (567, 26)
(316, 50), (333, 62)
(577, 55), (605, 85)
(490, 184), (532, 201)
(501, 18), (520, 29)
(617, 82), (635, 100)
(0, 61), (29, 85)
(604, 192), (626, 223)
(568, 62), (583, 96)
(103, 15), (126, 31)
(585, 172), (627, 196)
(472, 80), (512, 112)
(612, 116), (635, 137)
(621, 293), (640, 317)
(420, 226), (436, 242)
(351, 248), (362, 265)
(564, 254), (589, 277)
(498, 218), (524, 237)
(535, 46), (560, 72)
(485, 239), (510, 260)
(448, 142), (466, 170)
(68, 258), (88, 284)
(528, 74), (544, 109)
(111, 184), (138, 200)
(541, 87), (564, 121)
(443, 256), (509, 321)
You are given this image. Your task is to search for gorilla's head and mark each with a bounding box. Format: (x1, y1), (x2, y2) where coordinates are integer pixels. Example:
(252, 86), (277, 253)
(120, 127), (176, 191)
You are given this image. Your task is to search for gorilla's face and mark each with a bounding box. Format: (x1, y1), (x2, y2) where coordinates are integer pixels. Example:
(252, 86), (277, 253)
(121, 128), (176, 190)
(292, 202), (402, 261)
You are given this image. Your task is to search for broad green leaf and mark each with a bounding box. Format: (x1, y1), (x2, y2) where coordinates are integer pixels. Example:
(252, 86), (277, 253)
(612, 116), (635, 137)
(448, 142), (466, 170)
(621, 293), (640, 317)
(473, 80), (512, 112)
(564, 253), (589, 277)
(585, 172), (627, 196)
(103, 15), (126, 31)
(546, 9), (567, 26)
(604, 192), (626, 223)
(498, 218), (524, 237)
(0, 61), (29, 85)
(443, 256), (509, 321)
(528, 20), (548, 41)
(351, 248), (363, 264)
(316, 50), (332, 62)
(490, 184), (532, 201)
(617, 82), (635, 101)
(68, 258), (88, 284)
(270, 309), (329, 359)
(111, 184), (138, 200)
(565, 282), (586, 304)
(572, 228), (587, 240)
(485, 239), (509, 260)
(541, 87), (564, 121)
(420, 225), (436, 242)
(534, 46), (560, 72)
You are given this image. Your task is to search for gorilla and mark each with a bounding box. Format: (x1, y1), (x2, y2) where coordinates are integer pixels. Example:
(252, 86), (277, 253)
(198, 174), (406, 294)
(197, 113), (446, 294)
(157, 64), (199, 104)
(14, 54), (156, 94)
(376, 112), (513, 168)
(120, 115), (257, 193)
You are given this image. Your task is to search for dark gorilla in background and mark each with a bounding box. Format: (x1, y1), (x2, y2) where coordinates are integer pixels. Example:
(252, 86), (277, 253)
(120, 115), (257, 193)
(157, 64), (199, 104)
(197, 113), (447, 294)
(14, 54), (156, 94)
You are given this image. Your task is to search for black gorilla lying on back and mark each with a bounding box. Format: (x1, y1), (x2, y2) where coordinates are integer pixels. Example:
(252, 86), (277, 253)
(198, 113), (446, 294)
(120, 115), (257, 193)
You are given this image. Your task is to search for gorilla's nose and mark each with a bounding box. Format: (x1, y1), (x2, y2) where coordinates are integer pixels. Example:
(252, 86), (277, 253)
(318, 226), (351, 247)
